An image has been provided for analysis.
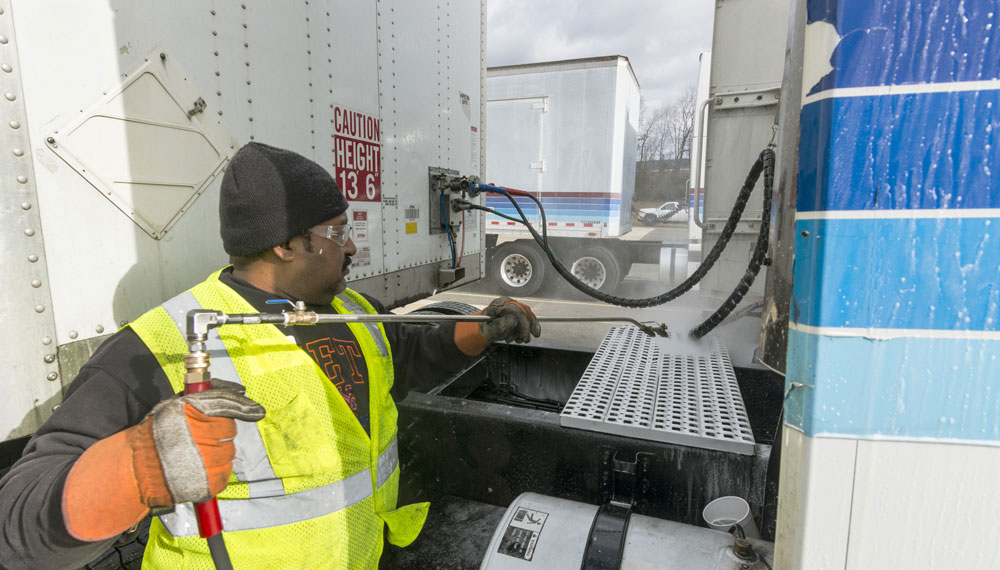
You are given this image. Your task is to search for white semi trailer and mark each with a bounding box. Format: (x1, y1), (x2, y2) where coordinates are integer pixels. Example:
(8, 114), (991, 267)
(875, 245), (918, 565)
(484, 56), (670, 296)
(0, 0), (486, 445)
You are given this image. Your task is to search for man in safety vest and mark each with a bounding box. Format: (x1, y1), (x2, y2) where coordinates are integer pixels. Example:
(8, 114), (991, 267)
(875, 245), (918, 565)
(0, 142), (541, 569)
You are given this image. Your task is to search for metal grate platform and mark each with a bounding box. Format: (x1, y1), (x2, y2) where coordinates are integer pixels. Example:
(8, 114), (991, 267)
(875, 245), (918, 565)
(560, 327), (755, 455)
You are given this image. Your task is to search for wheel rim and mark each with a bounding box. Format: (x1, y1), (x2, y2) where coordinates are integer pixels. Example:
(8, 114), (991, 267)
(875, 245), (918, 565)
(500, 253), (533, 288)
(571, 256), (606, 289)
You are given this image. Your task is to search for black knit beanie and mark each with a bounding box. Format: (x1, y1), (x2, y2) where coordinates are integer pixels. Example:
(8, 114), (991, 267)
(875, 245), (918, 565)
(220, 142), (349, 256)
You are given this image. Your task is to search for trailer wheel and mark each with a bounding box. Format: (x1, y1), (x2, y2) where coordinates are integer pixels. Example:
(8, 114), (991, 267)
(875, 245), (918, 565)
(408, 301), (479, 315)
(642, 214), (657, 226)
(492, 242), (546, 297)
(569, 246), (621, 292)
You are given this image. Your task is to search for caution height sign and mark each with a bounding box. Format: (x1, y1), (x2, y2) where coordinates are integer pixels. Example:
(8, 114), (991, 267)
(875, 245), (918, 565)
(333, 106), (381, 202)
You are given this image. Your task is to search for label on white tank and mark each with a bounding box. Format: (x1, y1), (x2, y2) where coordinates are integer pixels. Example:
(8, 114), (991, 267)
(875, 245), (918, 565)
(497, 507), (548, 561)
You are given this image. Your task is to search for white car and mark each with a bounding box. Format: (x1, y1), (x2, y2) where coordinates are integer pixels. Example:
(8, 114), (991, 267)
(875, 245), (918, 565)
(638, 201), (690, 225)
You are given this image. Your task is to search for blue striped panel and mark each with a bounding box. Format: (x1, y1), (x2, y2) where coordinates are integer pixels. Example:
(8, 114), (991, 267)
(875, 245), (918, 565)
(792, 217), (1000, 331)
(806, 0), (1000, 93)
(797, 90), (1000, 212)
(785, 329), (1000, 441)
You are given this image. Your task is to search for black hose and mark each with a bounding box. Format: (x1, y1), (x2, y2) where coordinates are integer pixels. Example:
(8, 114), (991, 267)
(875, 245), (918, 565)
(690, 148), (775, 338)
(472, 149), (774, 311)
(207, 534), (235, 570)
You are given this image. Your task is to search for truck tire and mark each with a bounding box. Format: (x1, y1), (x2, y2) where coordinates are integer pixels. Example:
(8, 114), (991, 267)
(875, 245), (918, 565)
(408, 301), (480, 315)
(492, 242), (546, 297)
(642, 213), (657, 226)
(569, 246), (621, 292)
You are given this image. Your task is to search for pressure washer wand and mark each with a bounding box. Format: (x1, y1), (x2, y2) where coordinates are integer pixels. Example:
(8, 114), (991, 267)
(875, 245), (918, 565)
(305, 312), (670, 337)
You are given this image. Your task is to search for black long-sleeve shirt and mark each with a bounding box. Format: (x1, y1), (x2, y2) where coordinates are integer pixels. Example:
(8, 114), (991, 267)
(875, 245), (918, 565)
(0, 270), (471, 570)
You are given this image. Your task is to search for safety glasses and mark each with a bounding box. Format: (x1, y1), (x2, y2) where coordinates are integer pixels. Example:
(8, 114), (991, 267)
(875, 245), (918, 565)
(309, 224), (353, 247)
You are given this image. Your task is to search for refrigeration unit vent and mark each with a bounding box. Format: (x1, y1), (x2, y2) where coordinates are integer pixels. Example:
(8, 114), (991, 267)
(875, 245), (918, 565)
(560, 326), (755, 455)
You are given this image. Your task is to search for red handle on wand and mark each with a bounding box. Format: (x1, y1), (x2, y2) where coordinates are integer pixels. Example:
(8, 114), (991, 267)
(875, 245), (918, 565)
(184, 379), (224, 538)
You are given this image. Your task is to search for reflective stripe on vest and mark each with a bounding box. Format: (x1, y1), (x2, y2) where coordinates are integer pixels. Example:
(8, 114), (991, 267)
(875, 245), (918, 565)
(160, 292), (284, 499)
(158, 436), (399, 536)
(337, 294), (389, 357)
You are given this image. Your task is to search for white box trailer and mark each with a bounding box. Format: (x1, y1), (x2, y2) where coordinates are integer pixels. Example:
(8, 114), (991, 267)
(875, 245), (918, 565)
(0, 0), (485, 443)
(484, 56), (661, 296)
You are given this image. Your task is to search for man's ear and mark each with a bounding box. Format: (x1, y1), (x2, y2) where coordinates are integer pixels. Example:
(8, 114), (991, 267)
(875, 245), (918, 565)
(272, 240), (297, 261)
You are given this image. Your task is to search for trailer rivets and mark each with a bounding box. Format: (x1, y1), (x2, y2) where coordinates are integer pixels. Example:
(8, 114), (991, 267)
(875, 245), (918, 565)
(119, 320), (127, 327)
(0, 35), (8, 45)
(9, 120), (20, 129)
(95, 325), (105, 333)
(44, 354), (55, 363)
(13, 147), (23, 156)
(17, 175), (27, 183)
(47, 372), (59, 382)
(46, 136), (55, 145)
(69, 331), (78, 339)
(27, 254), (38, 262)
(4, 92), (14, 101)
(20, 202), (30, 210)
(31, 280), (41, 288)
(34, 304), (44, 313)
(42, 336), (52, 345)
(24, 228), (34, 236)
(1, 64), (12, 73)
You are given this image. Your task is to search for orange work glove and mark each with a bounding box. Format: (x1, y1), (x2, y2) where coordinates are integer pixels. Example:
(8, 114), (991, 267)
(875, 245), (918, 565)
(454, 296), (542, 356)
(62, 380), (265, 542)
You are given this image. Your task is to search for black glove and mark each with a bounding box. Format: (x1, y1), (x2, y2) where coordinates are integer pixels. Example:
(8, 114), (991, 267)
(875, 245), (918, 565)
(479, 297), (542, 344)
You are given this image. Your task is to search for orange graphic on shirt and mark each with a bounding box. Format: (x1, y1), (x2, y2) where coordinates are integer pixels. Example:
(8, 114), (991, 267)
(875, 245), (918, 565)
(304, 338), (366, 410)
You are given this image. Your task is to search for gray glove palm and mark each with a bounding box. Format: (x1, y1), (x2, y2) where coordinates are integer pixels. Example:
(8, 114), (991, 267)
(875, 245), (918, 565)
(145, 379), (266, 505)
(479, 296), (542, 344)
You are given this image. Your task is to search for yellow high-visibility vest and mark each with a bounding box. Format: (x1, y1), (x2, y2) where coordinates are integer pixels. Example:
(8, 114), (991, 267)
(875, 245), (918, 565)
(128, 269), (428, 569)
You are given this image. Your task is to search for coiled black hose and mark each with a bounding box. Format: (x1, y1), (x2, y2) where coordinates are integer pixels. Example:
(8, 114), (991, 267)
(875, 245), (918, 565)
(690, 148), (775, 338)
(475, 149), (775, 317)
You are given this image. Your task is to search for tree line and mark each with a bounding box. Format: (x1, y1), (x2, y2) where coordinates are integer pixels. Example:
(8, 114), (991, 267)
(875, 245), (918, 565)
(635, 87), (695, 204)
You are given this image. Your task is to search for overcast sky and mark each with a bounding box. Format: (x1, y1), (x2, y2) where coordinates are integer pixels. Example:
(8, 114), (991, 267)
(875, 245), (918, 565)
(486, 0), (715, 111)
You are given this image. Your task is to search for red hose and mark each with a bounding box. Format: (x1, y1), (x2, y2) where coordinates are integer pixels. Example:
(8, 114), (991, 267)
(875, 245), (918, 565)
(183, 380), (224, 539)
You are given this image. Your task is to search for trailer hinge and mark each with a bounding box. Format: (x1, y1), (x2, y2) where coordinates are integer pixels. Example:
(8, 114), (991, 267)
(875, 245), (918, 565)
(712, 86), (781, 110)
(529, 159), (546, 172)
(531, 100), (548, 112)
